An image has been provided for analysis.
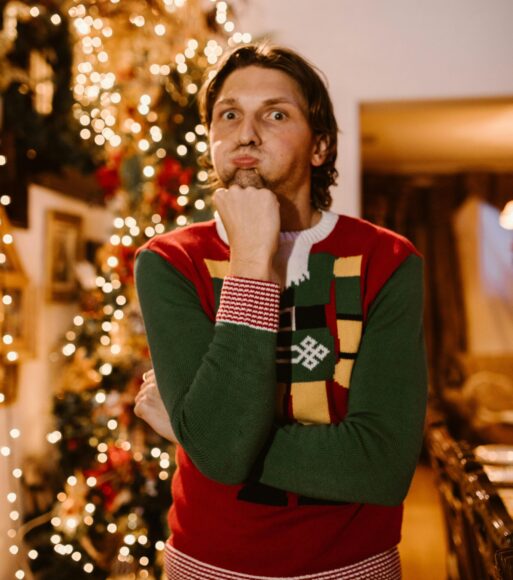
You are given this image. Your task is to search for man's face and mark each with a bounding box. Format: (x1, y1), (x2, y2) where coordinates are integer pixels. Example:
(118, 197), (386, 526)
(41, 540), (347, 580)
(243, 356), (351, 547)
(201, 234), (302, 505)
(209, 65), (324, 199)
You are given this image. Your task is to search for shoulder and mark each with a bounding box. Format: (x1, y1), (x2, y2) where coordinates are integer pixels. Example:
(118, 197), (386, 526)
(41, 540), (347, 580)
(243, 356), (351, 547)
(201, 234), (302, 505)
(135, 218), (227, 269)
(136, 219), (216, 258)
(328, 213), (420, 259)
(134, 220), (229, 303)
(324, 213), (422, 317)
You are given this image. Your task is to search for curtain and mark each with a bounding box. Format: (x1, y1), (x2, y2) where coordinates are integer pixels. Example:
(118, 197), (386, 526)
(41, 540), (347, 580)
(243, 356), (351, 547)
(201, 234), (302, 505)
(362, 172), (513, 394)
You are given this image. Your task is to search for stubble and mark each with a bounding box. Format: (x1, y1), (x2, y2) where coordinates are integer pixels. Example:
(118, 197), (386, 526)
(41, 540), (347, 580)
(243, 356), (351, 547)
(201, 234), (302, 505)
(229, 168), (267, 189)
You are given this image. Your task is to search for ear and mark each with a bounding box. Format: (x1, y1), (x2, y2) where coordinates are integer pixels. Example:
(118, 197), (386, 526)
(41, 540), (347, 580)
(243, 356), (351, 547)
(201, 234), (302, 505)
(311, 136), (329, 167)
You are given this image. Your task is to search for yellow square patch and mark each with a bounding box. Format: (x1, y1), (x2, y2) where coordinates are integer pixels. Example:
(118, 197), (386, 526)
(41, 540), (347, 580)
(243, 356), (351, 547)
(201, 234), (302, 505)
(290, 381), (330, 424)
(334, 358), (354, 388)
(337, 319), (363, 354)
(333, 255), (362, 278)
(204, 259), (230, 279)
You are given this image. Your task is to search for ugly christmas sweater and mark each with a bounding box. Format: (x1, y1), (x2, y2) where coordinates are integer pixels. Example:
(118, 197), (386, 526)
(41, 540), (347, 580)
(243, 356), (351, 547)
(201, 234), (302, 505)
(134, 210), (428, 578)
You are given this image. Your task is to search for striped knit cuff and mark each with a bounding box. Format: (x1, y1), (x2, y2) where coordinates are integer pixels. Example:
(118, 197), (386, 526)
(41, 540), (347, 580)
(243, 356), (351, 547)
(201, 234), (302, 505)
(216, 276), (280, 332)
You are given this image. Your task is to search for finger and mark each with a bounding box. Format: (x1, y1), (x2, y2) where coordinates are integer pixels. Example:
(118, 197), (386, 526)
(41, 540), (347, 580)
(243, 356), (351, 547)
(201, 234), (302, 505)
(135, 386), (151, 402)
(141, 379), (156, 390)
(213, 188), (228, 207)
(135, 395), (145, 408)
(136, 383), (158, 404)
(135, 396), (151, 412)
(136, 384), (153, 401)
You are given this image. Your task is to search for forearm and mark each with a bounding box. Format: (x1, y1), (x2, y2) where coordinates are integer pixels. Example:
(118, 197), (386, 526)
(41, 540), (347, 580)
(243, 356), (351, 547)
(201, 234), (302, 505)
(256, 342), (427, 505)
(254, 254), (428, 505)
(135, 249), (279, 484)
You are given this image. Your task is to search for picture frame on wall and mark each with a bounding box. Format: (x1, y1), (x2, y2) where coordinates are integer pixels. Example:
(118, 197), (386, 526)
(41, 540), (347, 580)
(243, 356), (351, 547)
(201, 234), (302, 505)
(45, 210), (83, 302)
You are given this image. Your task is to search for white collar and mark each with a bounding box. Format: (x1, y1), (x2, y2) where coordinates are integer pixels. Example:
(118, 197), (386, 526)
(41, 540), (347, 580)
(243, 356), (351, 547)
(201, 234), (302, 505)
(214, 210), (339, 288)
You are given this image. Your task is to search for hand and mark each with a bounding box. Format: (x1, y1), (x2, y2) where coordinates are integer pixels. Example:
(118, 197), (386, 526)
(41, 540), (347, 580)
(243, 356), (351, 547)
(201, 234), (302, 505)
(214, 184), (280, 281)
(134, 369), (178, 443)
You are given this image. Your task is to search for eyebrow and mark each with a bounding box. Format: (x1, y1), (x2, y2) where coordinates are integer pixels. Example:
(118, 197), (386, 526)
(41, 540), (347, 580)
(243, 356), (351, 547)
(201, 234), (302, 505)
(213, 97), (301, 108)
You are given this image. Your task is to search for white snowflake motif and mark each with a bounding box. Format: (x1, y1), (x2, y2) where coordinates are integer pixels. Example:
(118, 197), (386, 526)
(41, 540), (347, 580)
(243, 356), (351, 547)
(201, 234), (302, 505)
(291, 336), (330, 370)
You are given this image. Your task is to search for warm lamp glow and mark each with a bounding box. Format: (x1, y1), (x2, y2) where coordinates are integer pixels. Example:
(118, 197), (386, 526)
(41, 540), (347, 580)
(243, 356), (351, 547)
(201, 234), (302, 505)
(500, 200), (513, 230)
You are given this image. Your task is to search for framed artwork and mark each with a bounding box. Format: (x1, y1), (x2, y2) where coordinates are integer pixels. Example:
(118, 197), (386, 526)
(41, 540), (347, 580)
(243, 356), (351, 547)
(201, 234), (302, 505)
(45, 210), (83, 302)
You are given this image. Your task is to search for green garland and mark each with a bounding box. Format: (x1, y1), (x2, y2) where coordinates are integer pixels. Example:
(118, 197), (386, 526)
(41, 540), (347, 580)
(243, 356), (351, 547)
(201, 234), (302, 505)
(1, 1), (97, 177)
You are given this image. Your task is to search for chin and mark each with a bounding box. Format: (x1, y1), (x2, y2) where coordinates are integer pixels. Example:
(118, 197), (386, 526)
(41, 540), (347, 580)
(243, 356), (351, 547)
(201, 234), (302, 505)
(223, 168), (265, 189)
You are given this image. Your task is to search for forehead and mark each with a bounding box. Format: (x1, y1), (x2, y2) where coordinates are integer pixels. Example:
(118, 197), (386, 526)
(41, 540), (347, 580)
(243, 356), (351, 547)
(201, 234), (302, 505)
(214, 65), (306, 108)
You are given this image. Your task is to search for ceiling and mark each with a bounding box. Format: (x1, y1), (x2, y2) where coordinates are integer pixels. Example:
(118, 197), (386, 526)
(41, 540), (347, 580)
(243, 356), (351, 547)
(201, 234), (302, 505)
(360, 97), (513, 174)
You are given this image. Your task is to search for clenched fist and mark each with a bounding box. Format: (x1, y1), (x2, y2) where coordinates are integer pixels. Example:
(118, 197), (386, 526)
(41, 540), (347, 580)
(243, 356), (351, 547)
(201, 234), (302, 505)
(214, 180), (280, 282)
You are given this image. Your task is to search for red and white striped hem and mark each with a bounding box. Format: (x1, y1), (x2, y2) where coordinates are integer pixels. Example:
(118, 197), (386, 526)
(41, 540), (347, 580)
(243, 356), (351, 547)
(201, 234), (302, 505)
(216, 276), (280, 332)
(164, 543), (401, 580)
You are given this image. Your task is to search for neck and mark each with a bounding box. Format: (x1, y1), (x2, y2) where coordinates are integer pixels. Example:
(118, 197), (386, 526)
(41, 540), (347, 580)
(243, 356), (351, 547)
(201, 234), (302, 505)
(278, 195), (320, 231)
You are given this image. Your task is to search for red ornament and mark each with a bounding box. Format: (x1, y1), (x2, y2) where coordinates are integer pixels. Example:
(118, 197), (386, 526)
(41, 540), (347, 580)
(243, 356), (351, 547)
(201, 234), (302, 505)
(95, 152), (123, 198)
(115, 245), (137, 285)
(157, 157), (193, 192)
(84, 445), (134, 512)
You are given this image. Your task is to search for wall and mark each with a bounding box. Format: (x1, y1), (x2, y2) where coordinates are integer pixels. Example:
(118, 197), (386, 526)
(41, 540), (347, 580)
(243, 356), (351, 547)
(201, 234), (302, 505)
(0, 185), (112, 577)
(237, 0), (513, 216)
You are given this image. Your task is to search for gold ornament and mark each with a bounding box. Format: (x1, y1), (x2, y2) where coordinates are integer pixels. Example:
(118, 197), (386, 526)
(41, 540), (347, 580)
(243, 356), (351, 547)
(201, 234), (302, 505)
(56, 347), (102, 394)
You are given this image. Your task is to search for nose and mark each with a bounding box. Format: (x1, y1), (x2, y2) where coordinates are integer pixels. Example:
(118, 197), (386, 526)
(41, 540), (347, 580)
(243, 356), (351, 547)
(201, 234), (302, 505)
(237, 114), (261, 147)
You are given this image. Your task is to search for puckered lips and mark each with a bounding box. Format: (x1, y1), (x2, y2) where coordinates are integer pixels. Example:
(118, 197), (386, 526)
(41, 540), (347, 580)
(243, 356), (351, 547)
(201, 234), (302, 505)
(231, 155), (259, 169)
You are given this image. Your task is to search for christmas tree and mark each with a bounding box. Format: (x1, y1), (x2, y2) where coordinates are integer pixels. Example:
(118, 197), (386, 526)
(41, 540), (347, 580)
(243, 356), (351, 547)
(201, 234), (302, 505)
(1, 1), (254, 578)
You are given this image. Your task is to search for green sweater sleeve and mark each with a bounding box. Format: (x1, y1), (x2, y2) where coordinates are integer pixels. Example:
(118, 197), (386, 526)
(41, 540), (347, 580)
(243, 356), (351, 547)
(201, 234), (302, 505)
(256, 253), (428, 506)
(134, 249), (278, 484)
(136, 248), (427, 505)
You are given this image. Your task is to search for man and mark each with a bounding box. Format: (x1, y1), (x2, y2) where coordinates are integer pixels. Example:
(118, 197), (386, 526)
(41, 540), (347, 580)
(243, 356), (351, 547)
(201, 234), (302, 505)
(134, 43), (427, 579)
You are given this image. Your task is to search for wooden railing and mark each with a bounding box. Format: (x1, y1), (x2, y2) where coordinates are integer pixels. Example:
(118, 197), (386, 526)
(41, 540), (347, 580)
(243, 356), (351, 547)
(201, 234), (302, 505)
(426, 420), (513, 579)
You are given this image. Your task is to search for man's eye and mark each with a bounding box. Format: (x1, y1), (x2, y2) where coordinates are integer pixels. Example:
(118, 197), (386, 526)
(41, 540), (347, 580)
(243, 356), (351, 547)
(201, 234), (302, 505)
(221, 110), (237, 120)
(269, 111), (286, 121)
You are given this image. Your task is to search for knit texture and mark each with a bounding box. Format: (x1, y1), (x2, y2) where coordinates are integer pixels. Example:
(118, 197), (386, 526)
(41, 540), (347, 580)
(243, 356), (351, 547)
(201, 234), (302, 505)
(216, 276), (280, 332)
(164, 543), (401, 579)
(134, 213), (428, 576)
